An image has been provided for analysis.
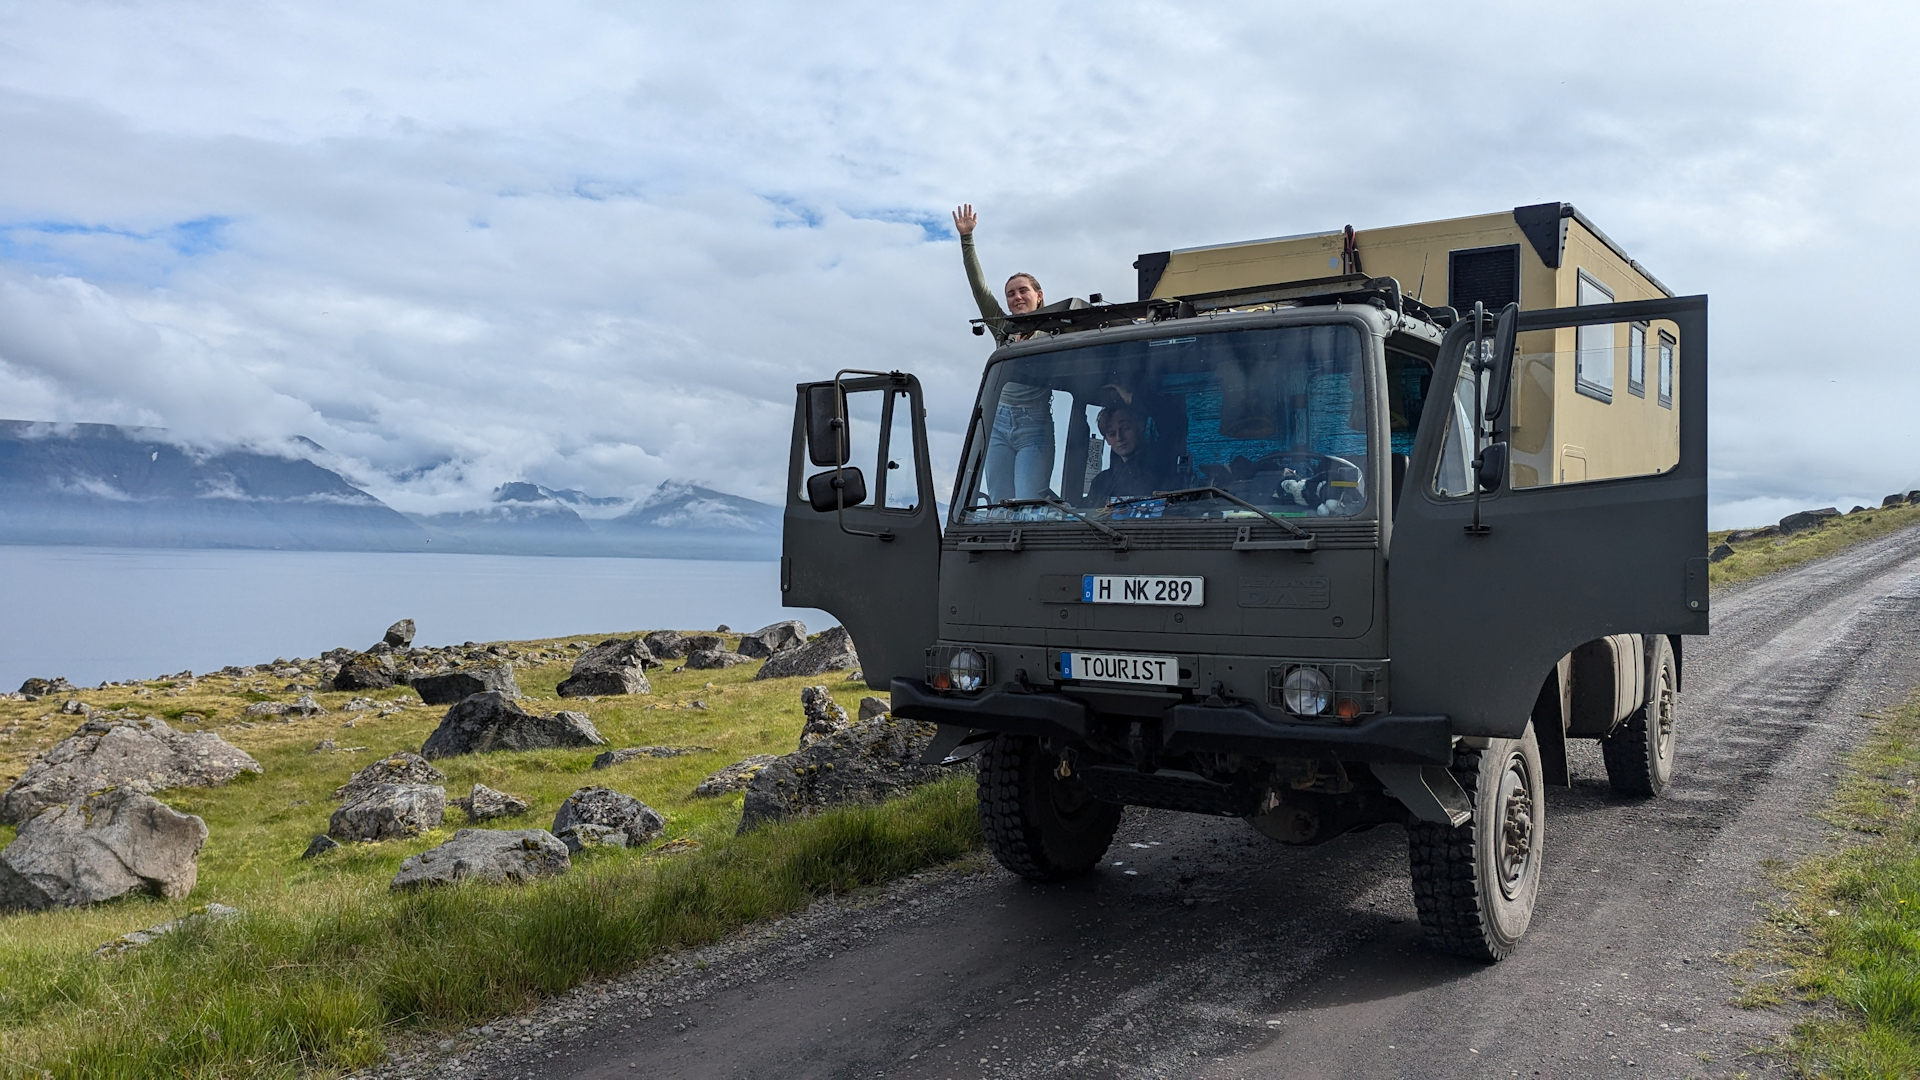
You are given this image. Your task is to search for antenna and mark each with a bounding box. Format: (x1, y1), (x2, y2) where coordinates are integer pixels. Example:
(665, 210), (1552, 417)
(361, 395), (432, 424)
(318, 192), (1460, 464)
(1414, 252), (1429, 303)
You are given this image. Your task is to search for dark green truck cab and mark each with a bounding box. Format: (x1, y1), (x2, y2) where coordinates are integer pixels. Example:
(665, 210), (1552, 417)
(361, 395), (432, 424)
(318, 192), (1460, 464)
(783, 276), (1707, 960)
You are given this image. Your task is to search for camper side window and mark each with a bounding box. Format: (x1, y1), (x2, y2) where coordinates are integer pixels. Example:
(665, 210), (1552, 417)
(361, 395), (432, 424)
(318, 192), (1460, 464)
(1575, 271), (1615, 402)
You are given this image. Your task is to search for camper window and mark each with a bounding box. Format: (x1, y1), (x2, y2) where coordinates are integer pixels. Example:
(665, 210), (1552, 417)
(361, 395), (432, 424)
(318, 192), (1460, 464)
(1628, 323), (1647, 397)
(1575, 271), (1614, 403)
(1658, 331), (1675, 408)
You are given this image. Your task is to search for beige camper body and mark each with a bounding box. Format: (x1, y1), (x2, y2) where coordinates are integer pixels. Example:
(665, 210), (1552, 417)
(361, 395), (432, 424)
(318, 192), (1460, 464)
(1135, 203), (1680, 488)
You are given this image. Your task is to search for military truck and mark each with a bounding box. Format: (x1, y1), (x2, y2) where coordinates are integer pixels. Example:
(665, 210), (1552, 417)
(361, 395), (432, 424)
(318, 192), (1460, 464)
(781, 203), (1707, 960)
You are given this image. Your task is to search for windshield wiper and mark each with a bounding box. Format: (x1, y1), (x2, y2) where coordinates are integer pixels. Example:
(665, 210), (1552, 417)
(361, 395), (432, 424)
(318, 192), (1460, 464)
(994, 496), (1130, 550)
(1107, 486), (1317, 544)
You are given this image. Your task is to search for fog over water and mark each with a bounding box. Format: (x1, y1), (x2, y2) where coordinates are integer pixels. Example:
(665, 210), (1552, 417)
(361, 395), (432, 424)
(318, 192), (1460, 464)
(0, 546), (824, 690)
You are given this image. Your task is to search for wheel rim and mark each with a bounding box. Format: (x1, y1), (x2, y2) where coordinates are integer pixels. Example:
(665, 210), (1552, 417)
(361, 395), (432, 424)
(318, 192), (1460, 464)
(1654, 674), (1677, 765)
(1495, 753), (1536, 900)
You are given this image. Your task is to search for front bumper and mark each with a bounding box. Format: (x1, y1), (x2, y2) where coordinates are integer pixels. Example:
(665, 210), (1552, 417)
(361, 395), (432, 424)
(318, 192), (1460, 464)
(890, 678), (1452, 766)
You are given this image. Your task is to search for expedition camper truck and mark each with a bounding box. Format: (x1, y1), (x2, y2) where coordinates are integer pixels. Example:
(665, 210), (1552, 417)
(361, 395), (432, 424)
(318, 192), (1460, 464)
(782, 203), (1707, 960)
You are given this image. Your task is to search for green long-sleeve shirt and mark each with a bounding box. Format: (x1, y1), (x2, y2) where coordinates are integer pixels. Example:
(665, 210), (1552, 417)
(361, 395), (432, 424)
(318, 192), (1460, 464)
(960, 233), (1049, 408)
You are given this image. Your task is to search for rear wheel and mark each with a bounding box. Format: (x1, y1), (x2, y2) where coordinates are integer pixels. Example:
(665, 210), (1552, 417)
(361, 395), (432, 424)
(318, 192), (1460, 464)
(1407, 726), (1545, 961)
(1603, 637), (1678, 797)
(976, 735), (1122, 881)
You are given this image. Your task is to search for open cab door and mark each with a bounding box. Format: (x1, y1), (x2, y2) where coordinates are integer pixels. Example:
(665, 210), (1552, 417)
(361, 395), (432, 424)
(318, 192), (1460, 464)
(1390, 296), (1709, 736)
(781, 371), (941, 691)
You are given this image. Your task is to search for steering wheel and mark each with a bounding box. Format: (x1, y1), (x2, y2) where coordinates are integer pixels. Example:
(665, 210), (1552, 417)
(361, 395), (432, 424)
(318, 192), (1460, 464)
(1242, 451), (1366, 513)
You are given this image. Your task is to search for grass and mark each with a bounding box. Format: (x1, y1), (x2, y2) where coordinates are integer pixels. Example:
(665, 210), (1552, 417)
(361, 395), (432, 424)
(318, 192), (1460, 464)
(1708, 501), (1920, 587)
(1735, 690), (1920, 1077)
(0, 632), (982, 1078)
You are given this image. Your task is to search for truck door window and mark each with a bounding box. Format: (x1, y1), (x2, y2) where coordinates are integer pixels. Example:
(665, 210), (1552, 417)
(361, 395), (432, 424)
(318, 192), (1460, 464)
(1507, 318), (1683, 489)
(953, 323), (1372, 524)
(1433, 361), (1478, 497)
(881, 388), (921, 509)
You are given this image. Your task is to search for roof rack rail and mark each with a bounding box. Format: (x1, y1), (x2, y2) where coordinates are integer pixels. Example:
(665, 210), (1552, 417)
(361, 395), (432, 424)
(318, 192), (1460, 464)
(986, 275), (1453, 339)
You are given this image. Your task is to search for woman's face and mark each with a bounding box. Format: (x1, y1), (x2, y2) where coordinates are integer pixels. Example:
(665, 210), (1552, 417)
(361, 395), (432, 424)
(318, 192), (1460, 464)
(1004, 276), (1042, 314)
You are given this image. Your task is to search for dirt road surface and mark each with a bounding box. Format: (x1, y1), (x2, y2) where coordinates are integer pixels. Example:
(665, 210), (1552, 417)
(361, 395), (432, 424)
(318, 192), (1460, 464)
(378, 525), (1920, 1080)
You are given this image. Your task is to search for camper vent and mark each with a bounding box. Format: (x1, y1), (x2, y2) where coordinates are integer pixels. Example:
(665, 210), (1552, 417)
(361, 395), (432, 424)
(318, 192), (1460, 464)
(1448, 244), (1520, 314)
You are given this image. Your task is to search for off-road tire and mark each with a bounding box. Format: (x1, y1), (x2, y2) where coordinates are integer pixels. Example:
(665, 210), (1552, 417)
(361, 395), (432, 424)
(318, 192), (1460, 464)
(1603, 637), (1678, 797)
(1407, 726), (1545, 961)
(976, 735), (1122, 881)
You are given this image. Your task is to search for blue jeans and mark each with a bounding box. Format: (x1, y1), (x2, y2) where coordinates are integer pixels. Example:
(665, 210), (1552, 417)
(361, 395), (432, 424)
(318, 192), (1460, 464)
(985, 403), (1055, 503)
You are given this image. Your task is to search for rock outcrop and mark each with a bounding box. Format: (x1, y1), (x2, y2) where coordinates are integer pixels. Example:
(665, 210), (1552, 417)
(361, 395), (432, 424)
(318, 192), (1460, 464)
(685, 649), (753, 670)
(798, 686), (851, 749)
(1778, 507), (1841, 535)
(552, 786), (665, 847)
(738, 712), (954, 833)
(692, 755), (779, 797)
(556, 638), (656, 698)
(643, 630), (690, 660)
(411, 666), (521, 705)
(462, 783), (531, 822)
(1, 716), (261, 826)
(753, 626), (860, 681)
(0, 790), (209, 910)
(16, 677), (77, 699)
(419, 692), (606, 759)
(857, 695), (891, 723)
(332, 649), (401, 692)
(384, 619), (417, 648)
(592, 746), (709, 769)
(334, 751), (447, 802)
(328, 783), (447, 842)
(390, 829), (571, 891)
(736, 620), (808, 659)
(1709, 541), (1735, 563)
(95, 901), (241, 956)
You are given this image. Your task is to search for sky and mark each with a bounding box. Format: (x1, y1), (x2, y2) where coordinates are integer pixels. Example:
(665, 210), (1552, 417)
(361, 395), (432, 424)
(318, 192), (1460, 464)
(0, 2), (1916, 528)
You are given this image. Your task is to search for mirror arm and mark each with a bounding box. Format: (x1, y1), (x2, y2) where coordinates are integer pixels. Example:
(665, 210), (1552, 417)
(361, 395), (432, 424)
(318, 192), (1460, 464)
(1465, 303), (1493, 537)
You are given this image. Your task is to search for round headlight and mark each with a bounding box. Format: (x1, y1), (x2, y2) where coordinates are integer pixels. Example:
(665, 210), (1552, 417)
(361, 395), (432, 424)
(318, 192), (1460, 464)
(1282, 666), (1332, 716)
(949, 649), (986, 693)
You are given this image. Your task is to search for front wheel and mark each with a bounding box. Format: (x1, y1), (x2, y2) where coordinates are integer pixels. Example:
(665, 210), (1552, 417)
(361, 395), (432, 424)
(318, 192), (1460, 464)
(976, 735), (1122, 881)
(1603, 637), (1678, 797)
(1407, 726), (1545, 961)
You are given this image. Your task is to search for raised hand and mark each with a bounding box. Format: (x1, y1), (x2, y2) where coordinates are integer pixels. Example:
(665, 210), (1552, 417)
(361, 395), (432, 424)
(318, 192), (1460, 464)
(952, 203), (978, 238)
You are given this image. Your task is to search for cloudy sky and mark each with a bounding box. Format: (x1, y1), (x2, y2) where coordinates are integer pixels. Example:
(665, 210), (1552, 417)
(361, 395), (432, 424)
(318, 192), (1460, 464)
(1, 1), (1915, 528)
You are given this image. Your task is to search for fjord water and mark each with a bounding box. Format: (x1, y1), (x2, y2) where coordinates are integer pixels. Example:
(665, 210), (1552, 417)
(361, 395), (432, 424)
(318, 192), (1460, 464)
(0, 546), (828, 689)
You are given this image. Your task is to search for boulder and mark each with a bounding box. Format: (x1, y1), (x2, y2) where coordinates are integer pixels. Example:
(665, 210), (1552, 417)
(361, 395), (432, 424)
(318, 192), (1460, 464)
(738, 714), (957, 833)
(1778, 507), (1840, 535)
(390, 829), (571, 891)
(555, 823), (629, 853)
(556, 638), (656, 698)
(17, 677), (77, 698)
(0, 790), (209, 911)
(683, 634), (725, 654)
(328, 783), (447, 842)
(95, 902), (241, 956)
(419, 692), (607, 760)
(334, 751), (447, 802)
(685, 649), (753, 670)
(333, 651), (400, 692)
(736, 620), (808, 659)
(1709, 541), (1735, 563)
(799, 686), (851, 749)
(1909, 490), (1920, 505)
(383, 618), (417, 648)
(1849, 505), (1869, 514)
(692, 755), (779, 798)
(593, 746), (710, 769)
(753, 626), (860, 681)
(412, 666), (521, 705)
(463, 783), (531, 822)
(643, 630), (690, 660)
(552, 786), (665, 847)
(301, 834), (340, 859)
(1885, 493), (1907, 508)
(1, 716), (262, 826)
(857, 696), (891, 723)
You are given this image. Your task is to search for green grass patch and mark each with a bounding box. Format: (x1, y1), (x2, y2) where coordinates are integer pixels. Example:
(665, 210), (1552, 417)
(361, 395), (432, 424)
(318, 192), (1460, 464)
(0, 632), (983, 1077)
(1709, 502), (1920, 587)
(1736, 690), (1920, 1077)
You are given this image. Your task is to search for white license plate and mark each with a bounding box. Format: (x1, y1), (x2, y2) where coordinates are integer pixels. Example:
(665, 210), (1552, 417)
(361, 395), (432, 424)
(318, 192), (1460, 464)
(1081, 574), (1204, 606)
(1061, 651), (1180, 686)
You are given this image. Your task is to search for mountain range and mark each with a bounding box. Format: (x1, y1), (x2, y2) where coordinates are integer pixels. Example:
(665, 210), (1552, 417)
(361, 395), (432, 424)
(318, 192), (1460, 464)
(0, 420), (780, 560)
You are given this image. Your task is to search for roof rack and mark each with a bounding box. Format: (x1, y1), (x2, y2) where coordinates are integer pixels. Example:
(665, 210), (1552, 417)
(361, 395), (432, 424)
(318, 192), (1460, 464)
(985, 275), (1456, 339)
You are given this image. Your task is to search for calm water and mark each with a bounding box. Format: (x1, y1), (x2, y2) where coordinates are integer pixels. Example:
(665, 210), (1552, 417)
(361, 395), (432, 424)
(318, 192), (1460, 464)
(0, 546), (828, 689)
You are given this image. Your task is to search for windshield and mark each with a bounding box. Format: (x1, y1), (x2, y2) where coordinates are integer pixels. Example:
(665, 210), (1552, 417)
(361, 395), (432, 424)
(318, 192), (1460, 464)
(954, 323), (1372, 525)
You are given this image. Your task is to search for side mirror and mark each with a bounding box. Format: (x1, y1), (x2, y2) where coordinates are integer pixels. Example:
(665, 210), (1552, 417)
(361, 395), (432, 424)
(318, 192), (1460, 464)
(1474, 441), (1508, 493)
(805, 384), (848, 467)
(806, 467), (868, 512)
(1481, 302), (1519, 423)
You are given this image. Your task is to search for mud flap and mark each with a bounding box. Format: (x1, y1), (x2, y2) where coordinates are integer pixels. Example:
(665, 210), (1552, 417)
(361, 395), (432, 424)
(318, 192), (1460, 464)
(1371, 762), (1472, 826)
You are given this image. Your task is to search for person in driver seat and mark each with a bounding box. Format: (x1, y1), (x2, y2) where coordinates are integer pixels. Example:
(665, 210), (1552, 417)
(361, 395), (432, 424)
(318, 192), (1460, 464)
(1087, 402), (1178, 504)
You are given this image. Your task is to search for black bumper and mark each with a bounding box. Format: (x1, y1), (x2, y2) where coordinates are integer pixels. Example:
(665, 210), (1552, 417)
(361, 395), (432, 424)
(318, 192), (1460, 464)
(891, 679), (1452, 766)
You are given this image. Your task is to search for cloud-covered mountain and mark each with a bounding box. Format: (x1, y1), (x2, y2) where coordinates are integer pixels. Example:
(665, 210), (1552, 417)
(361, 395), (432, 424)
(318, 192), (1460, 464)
(0, 421), (781, 559)
(0, 420), (427, 550)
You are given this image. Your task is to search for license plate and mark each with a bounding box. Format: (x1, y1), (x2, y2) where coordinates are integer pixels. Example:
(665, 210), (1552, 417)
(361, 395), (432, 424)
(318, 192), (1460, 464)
(1061, 651), (1180, 686)
(1081, 574), (1204, 606)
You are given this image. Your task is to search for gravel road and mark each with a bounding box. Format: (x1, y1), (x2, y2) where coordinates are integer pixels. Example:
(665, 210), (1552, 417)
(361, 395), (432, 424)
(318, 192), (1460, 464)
(369, 524), (1920, 1080)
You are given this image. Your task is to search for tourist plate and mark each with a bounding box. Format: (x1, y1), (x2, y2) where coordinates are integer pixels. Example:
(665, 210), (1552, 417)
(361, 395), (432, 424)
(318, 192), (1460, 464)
(1060, 651), (1180, 686)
